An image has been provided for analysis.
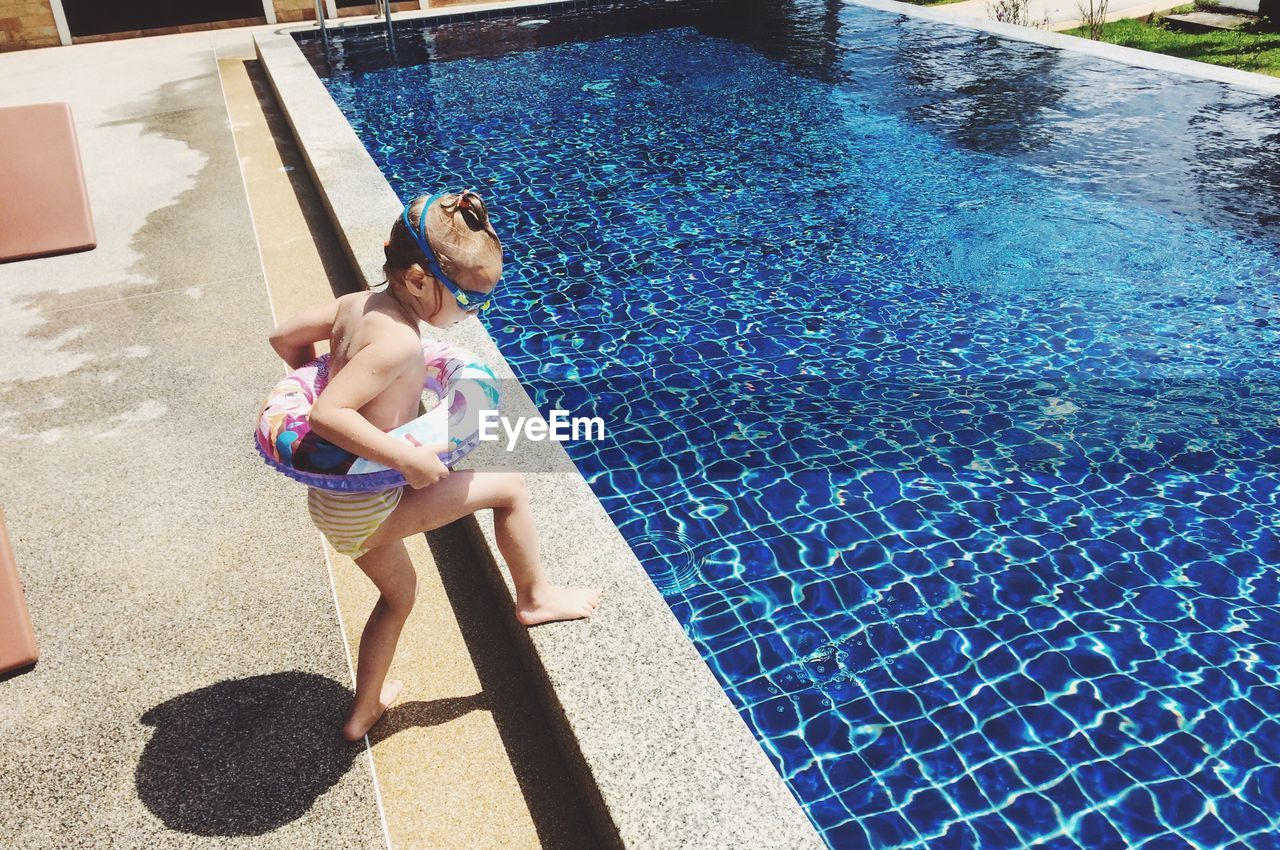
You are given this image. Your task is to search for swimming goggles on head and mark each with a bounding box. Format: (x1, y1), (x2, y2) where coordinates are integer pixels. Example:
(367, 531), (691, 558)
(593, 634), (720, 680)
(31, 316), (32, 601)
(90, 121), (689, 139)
(401, 190), (497, 314)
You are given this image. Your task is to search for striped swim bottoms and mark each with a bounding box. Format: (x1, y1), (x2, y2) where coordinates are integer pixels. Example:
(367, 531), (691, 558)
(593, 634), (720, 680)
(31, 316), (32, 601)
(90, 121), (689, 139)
(306, 486), (405, 559)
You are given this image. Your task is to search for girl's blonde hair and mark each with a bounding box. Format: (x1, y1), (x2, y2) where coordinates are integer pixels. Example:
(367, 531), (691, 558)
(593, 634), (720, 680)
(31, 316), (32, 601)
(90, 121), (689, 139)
(382, 190), (503, 294)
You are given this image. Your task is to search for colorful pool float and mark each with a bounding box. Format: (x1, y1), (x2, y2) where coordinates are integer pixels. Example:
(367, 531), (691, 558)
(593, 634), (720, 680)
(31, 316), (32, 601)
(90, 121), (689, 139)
(255, 339), (500, 491)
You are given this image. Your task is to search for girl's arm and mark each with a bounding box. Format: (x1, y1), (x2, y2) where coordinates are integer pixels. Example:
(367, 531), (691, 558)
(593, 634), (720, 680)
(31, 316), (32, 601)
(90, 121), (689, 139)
(269, 299), (341, 370)
(309, 331), (447, 485)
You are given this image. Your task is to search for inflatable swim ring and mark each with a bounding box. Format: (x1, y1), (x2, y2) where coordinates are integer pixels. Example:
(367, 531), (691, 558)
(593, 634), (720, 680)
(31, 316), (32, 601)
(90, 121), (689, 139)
(255, 339), (500, 491)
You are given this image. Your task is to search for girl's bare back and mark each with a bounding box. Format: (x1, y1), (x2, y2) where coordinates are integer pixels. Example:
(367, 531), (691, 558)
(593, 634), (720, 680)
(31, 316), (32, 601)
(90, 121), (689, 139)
(327, 291), (426, 433)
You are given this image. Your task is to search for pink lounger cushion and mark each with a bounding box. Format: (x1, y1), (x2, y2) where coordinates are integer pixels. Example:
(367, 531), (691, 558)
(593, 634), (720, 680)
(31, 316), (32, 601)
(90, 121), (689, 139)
(0, 508), (38, 674)
(0, 102), (96, 264)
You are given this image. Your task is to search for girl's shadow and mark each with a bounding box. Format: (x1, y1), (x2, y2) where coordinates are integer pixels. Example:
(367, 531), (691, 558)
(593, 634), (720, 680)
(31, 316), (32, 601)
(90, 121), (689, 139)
(135, 670), (484, 836)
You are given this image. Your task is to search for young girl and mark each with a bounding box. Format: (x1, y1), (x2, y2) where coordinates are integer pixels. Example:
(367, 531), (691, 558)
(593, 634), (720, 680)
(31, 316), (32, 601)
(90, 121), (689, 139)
(269, 190), (603, 743)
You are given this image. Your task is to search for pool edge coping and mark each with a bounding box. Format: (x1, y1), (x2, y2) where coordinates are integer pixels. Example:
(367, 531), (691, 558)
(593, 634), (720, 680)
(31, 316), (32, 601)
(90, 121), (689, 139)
(846, 0), (1280, 95)
(252, 24), (827, 850)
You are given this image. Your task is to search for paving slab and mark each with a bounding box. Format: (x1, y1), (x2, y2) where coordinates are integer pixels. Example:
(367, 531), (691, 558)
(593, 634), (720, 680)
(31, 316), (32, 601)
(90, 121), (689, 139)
(0, 32), (384, 849)
(1164, 10), (1256, 29)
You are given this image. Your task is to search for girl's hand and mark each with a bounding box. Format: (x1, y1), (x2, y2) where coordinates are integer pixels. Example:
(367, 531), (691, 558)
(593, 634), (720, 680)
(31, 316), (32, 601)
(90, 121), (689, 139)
(398, 444), (450, 489)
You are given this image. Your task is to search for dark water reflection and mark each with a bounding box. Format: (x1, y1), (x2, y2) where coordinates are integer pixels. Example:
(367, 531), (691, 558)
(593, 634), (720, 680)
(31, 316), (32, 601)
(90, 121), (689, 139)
(885, 28), (1069, 154)
(299, 0), (1280, 248)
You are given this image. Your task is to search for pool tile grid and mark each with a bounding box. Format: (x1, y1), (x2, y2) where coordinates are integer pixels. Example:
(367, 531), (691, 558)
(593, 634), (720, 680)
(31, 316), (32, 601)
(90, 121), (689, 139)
(302, 2), (1280, 846)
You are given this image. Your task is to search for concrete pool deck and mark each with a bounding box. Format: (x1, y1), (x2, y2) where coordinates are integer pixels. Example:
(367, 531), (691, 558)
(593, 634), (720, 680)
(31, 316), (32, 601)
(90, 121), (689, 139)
(0, 28), (384, 848)
(0, 22), (597, 850)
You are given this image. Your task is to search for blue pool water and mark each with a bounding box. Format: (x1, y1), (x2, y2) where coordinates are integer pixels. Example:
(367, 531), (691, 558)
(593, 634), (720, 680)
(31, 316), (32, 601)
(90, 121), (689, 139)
(304, 2), (1280, 846)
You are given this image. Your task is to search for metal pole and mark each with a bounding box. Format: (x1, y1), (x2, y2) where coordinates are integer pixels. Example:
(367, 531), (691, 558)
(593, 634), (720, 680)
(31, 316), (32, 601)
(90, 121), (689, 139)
(380, 0), (396, 44)
(315, 0), (330, 52)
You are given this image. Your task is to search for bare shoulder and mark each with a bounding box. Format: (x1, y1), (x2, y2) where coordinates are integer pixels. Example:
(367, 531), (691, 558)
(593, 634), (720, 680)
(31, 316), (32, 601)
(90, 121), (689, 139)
(333, 290), (375, 320)
(355, 313), (422, 370)
(336, 290), (369, 307)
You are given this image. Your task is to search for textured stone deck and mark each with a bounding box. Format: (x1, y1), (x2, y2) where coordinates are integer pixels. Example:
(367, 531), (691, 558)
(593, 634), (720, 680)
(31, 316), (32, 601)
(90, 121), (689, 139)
(0, 30), (385, 849)
(1, 22), (593, 849)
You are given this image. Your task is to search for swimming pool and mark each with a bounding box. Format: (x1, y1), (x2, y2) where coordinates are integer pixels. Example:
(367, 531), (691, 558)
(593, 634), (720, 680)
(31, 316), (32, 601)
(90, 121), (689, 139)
(301, 1), (1280, 845)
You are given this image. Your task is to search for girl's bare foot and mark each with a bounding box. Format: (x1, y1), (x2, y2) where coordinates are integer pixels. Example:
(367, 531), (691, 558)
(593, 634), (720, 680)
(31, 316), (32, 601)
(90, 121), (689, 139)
(516, 586), (603, 626)
(343, 679), (404, 743)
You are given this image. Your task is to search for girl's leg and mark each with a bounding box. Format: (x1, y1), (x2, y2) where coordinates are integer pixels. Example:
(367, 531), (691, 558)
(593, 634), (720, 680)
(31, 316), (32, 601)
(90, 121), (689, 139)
(361, 471), (602, 626)
(343, 538), (416, 742)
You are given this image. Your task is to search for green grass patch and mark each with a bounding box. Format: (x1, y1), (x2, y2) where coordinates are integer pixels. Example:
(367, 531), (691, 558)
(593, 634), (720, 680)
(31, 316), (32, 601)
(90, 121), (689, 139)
(1062, 17), (1280, 77)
